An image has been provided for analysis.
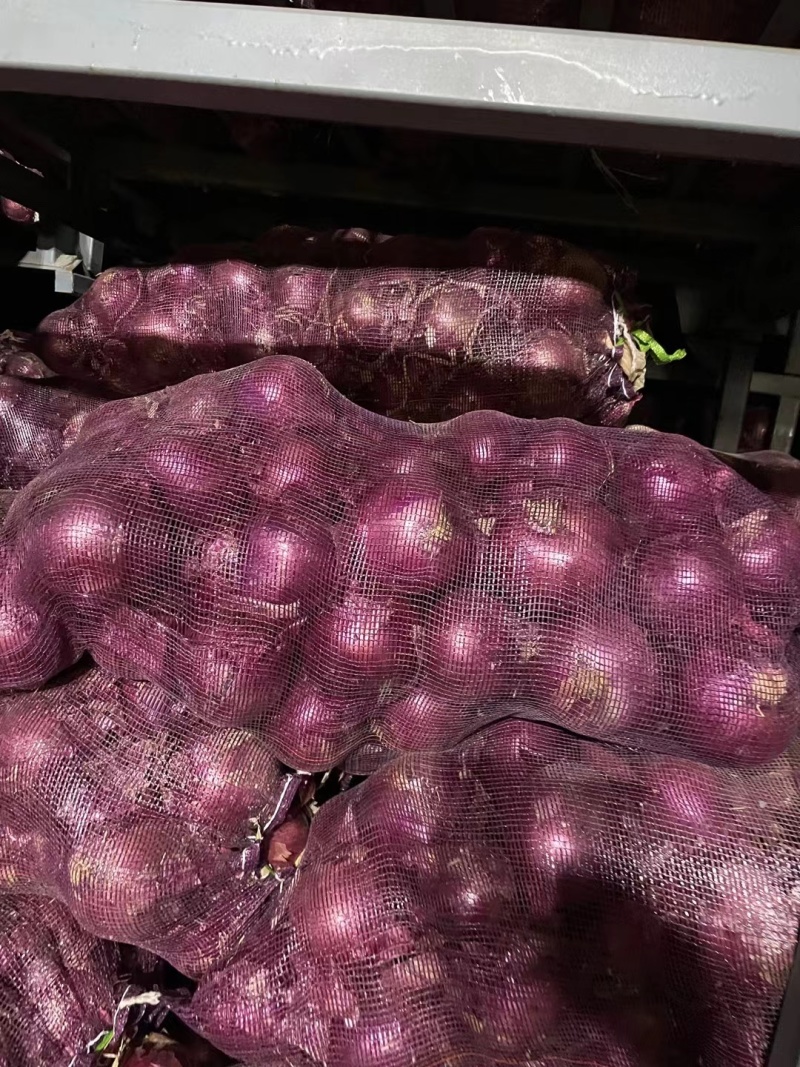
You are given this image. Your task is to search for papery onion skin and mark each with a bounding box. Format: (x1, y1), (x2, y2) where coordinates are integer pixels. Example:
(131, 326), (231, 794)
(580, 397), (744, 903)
(680, 648), (798, 765)
(348, 477), (460, 593)
(422, 591), (514, 702)
(165, 729), (283, 839)
(490, 491), (620, 607)
(724, 507), (800, 636)
(307, 591), (419, 698)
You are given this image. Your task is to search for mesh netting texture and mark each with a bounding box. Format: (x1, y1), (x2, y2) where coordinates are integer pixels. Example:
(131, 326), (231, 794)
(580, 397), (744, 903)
(0, 667), (304, 976)
(0, 371), (102, 489)
(0, 895), (128, 1066)
(185, 718), (800, 1067)
(32, 262), (642, 424)
(173, 227), (622, 293)
(717, 450), (800, 528)
(2, 355), (799, 769)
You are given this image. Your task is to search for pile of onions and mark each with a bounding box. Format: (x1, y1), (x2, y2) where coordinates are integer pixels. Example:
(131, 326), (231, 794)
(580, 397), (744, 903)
(2, 355), (799, 767)
(30, 259), (636, 425)
(0, 668), (294, 976)
(185, 719), (800, 1067)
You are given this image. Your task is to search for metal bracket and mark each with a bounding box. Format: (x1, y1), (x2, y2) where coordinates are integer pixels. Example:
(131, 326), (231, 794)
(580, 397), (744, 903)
(17, 225), (103, 294)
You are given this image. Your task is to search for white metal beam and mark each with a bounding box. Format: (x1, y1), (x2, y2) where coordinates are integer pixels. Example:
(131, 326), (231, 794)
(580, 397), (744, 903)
(0, 0), (799, 163)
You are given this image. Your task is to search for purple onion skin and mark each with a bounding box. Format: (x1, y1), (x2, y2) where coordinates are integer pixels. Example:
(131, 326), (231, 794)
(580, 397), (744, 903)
(542, 609), (657, 738)
(268, 675), (370, 772)
(234, 355), (339, 434)
(165, 729), (283, 839)
(347, 477), (461, 594)
(679, 648), (798, 766)
(513, 420), (614, 495)
(0, 585), (75, 690)
(422, 591), (515, 702)
(306, 590), (420, 698)
(724, 507), (800, 636)
(634, 535), (746, 639)
(613, 440), (718, 537)
(380, 684), (475, 751)
(489, 491), (621, 608)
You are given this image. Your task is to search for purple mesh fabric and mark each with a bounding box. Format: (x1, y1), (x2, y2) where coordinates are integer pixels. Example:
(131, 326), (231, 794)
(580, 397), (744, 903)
(0, 373), (102, 489)
(0, 330), (53, 380)
(174, 227), (621, 297)
(716, 450), (800, 528)
(33, 262), (641, 423)
(1, 356), (799, 768)
(0, 668), (296, 976)
(185, 718), (800, 1067)
(0, 895), (120, 1066)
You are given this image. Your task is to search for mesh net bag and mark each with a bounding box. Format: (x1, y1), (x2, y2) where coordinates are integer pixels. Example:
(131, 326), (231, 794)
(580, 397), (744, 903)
(0, 667), (302, 977)
(174, 228), (621, 297)
(32, 262), (643, 424)
(0, 330), (54, 380)
(0, 894), (146, 1066)
(184, 718), (800, 1067)
(0, 372), (103, 490)
(2, 356), (799, 768)
(715, 450), (800, 528)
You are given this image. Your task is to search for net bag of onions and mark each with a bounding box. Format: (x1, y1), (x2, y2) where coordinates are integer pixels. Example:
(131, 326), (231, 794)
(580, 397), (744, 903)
(0, 373), (103, 489)
(2, 355), (799, 767)
(0, 895), (149, 1066)
(184, 718), (800, 1067)
(715, 449), (800, 528)
(0, 667), (305, 977)
(32, 261), (645, 424)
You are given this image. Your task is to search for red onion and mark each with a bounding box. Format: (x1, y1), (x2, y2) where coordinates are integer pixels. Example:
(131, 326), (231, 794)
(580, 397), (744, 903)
(423, 845), (517, 927)
(250, 437), (329, 505)
(513, 420), (614, 494)
(473, 976), (560, 1053)
(414, 280), (484, 353)
(634, 535), (745, 638)
(93, 606), (172, 684)
(25, 493), (126, 599)
(379, 684), (475, 751)
(542, 609), (656, 738)
(307, 591), (419, 697)
(269, 675), (370, 771)
(144, 434), (231, 515)
(67, 820), (205, 941)
(240, 514), (334, 612)
(724, 507), (800, 635)
(292, 862), (417, 960)
(87, 266), (144, 326)
(348, 477), (459, 593)
(680, 648), (798, 765)
(267, 813), (310, 870)
(0, 588), (74, 690)
(175, 624), (292, 727)
(613, 439), (716, 535)
(423, 591), (514, 701)
(645, 759), (725, 836)
(166, 729), (283, 839)
(0, 705), (74, 791)
(235, 356), (339, 433)
(521, 791), (586, 919)
(490, 491), (620, 606)
(333, 270), (417, 353)
(444, 410), (521, 487)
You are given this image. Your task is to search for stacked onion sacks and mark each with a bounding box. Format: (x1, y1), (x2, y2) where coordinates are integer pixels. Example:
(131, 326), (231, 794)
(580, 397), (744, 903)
(0, 896), (125, 1066)
(185, 719), (800, 1067)
(0, 374), (102, 490)
(0, 668), (307, 977)
(32, 261), (640, 424)
(0, 356), (798, 769)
